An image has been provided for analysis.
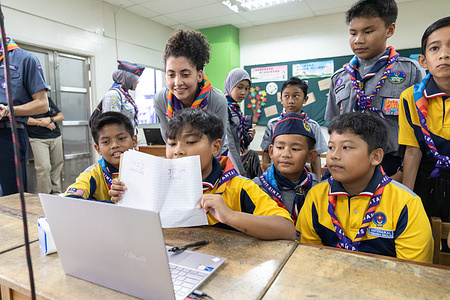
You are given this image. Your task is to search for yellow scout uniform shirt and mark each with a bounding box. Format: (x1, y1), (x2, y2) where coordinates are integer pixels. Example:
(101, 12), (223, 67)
(296, 167), (433, 263)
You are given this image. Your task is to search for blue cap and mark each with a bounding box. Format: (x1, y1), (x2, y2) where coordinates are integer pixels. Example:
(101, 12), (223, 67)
(118, 60), (145, 76)
(273, 112), (316, 142)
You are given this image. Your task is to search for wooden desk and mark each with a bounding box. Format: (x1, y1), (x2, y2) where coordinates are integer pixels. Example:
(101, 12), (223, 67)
(0, 193), (42, 253)
(164, 226), (297, 299)
(138, 145), (166, 157)
(263, 244), (450, 299)
(0, 226), (296, 300)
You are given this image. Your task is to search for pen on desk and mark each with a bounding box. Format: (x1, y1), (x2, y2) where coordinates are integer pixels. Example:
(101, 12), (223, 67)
(168, 240), (209, 253)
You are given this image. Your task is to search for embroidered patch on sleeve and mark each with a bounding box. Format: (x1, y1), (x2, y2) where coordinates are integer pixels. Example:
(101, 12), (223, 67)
(67, 187), (85, 197)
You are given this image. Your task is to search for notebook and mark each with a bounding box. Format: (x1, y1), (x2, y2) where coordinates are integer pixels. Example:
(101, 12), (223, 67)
(38, 193), (226, 300)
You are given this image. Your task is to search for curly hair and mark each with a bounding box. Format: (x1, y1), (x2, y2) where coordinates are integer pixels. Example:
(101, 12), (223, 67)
(163, 29), (211, 71)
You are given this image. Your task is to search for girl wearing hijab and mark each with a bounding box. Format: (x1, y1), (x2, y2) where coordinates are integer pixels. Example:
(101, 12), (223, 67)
(102, 60), (145, 132)
(224, 68), (255, 176)
(154, 29), (229, 155)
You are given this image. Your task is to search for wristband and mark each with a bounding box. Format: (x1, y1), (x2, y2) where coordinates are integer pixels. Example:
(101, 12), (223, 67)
(50, 116), (54, 122)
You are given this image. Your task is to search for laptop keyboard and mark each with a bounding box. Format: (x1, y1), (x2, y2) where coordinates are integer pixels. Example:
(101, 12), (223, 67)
(170, 264), (208, 298)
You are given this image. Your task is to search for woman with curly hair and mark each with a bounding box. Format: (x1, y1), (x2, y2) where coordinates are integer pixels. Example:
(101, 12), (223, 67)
(154, 29), (229, 156)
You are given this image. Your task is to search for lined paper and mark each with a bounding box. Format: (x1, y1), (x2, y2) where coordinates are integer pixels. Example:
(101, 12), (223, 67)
(118, 150), (207, 228)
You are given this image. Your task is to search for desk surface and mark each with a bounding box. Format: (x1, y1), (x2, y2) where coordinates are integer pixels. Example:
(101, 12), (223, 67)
(263, 244), (450, 299)
(0, 193), (42, 253)
(164, 226), (296, 299)
(0, 225), (296, 300)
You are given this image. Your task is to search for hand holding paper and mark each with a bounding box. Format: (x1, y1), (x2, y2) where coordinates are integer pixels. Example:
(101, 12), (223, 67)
(118, 150), (207, 228)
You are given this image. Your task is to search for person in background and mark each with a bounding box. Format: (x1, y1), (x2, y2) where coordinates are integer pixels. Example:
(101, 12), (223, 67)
(26, 96), (64, 194)
(0, 35), (48, 196)
(297, 112), (433, 263)
(324, 0), (425, 181)
(224, 68), (255, 176)
(110, 108), (296, 240)
(398, 16), (450, 250)
(102, 60), (145, 133)
(254, 112), (318, 224)
(260, 77), (327, 179)
(153, 29), (229, 155)
(64, 112), (137, 201)
(241, 116), (263, 179)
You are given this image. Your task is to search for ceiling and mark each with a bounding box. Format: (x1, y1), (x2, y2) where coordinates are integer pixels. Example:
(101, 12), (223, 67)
(102, 0), (416, 30)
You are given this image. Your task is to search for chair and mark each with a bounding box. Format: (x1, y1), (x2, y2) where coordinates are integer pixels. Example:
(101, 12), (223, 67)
(431, 217), (450, 266)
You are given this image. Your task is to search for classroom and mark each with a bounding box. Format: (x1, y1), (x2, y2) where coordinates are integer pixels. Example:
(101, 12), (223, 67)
(0, 0), (449, 299)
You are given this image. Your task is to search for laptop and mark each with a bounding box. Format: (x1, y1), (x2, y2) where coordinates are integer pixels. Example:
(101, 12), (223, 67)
(38, 194), (226, 300)
(143, 127), (165, 145)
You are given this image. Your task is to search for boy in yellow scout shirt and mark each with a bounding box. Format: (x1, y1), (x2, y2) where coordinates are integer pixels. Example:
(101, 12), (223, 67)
(399, 17), (450, 232)
(64, 112), (137, 202)
(297, 112), (433, 263)
(110, 108), (296, 240)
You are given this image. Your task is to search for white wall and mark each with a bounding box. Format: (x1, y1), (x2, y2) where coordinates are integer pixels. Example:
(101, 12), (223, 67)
(1, 0), (173, 108)
(240, 0), (450, 66)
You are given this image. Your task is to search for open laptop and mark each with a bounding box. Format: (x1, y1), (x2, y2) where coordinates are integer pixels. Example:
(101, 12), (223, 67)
(38, 194), (225, 300)
(143, 127), (165, 145)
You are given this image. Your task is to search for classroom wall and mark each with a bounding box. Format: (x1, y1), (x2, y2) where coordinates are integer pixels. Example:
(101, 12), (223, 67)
(0, 0), (174, 108)
(239, 0), (450, 66)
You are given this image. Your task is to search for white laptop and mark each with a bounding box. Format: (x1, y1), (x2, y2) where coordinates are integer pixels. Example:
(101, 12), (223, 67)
(38, 193), (226, 300)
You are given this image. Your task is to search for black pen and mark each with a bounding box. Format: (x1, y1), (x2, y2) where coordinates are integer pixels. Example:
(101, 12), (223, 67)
(168, 240), (209, 253)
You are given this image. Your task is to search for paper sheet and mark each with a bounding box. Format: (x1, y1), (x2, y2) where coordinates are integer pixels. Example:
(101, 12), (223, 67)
(118, 150), (207, 228)
(318, 77), (331, 91)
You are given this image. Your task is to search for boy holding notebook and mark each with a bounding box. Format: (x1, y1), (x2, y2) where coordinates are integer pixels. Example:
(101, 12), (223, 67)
(110, 108), (296, 240)
(64, 111), (137, 201)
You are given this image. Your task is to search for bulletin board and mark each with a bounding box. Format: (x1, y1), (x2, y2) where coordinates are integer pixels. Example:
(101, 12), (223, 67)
(244, 47), (421, 126)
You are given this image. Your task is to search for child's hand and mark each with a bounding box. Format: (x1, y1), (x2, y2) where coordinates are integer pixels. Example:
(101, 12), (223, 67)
(200, 194), (234, 224)
(109, 179), (127, 204)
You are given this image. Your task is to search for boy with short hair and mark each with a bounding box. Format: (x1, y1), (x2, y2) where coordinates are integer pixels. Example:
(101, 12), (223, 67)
(399, 16), (450, 226)
(297, 112), (433, 263)
(254, 112), (318, 223)
(64, 111), (137, 201)
(260, 77), (327, 178)
(325, 0), (425, 179)
(110, 108), (296, 240)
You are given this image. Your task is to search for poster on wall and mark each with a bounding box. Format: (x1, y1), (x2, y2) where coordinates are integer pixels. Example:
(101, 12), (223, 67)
(292, 60), (334, 79)
(251, 65), (288, 83)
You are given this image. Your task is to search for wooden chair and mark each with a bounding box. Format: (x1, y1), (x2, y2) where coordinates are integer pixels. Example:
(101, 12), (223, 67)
(431, 217), (450, 266)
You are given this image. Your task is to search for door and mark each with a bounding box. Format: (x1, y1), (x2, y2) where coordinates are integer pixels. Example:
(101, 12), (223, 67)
(21, 45), (92, 192)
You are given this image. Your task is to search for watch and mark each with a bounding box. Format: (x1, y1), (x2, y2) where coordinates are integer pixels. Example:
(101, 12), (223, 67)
(50, 116), (54, 122)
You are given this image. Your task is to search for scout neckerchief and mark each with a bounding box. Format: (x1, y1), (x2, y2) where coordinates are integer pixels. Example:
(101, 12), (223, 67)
(344, 46), (399, 116)
(413, 73), (450, 178)
(98, 157), (119, 190)
(203, 157), (239, 195)
(166, 73), (212, 121)
(0, 36), (19, 62)
(279, 110), (309, 122)
(327, 167), (391, 251)
(258, 164), (313, 222)
(112, 82), (139, 130)
(226, 94), (246, 151)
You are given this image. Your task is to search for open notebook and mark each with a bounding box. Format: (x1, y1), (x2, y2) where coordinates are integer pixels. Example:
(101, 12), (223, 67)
(39, 193), (226, 300)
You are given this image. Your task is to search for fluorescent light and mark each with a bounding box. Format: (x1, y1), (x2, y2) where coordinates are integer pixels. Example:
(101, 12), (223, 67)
(222, 0), (299, 12)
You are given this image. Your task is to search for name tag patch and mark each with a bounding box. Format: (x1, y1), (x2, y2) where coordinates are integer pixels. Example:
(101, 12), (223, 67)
(368, 227), (394, 239)
(382, 98), (400, 116)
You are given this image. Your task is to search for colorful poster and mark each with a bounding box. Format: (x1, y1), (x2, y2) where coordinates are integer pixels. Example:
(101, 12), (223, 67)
(251, 65), (288, 83)
(293, 60), (334, 79)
